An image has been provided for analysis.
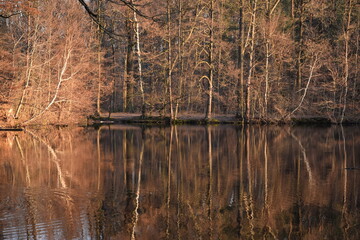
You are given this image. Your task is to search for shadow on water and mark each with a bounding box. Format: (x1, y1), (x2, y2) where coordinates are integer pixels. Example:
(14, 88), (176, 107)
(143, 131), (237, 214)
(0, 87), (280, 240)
(0, 125), (359, 239)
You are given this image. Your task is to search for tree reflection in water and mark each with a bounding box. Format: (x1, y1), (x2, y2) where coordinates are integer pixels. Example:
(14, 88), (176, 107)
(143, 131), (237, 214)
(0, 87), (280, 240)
(0, 125), (359, 239)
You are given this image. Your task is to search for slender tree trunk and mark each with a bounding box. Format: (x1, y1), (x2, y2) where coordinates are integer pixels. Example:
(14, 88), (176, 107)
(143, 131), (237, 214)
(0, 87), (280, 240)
(15, 13), (33, 119)
(133, 3), (146, 117)
(264, 0), (270, 119)
(353, 15), (359, 99)
(123, 53), (128, 112)
(341, 0), (353, 124)
(167, 0), (174, 120)
(294, 0), (304, 89)
(246, 0), (257, 122)
(96, 0), (103, 116)
(216, 0), (223, 114)
(205, 0), (214, 120)
(175, 0), (183, 119)
(125, 13), (135, 112)
(237, 0), (244, 120)
(264, 0), (280, 119)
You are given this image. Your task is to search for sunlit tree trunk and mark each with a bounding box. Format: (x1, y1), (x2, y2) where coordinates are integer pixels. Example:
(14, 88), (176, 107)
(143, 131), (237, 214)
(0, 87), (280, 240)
(353, 16), (359, 99)
(125, 11), (135, 112)
(264, 0), (270, 119)
(14, 11), (35, 119)
(294, 0), (304, 89)
(205, 0), (214, 120)
(175, 0), (183, 119)
(167, 0), (174, 120)
(133, 1), (146, 117)
(246, 0), (257, 122)
(341, 0), (353, 124)
(96, 0), (103, 116)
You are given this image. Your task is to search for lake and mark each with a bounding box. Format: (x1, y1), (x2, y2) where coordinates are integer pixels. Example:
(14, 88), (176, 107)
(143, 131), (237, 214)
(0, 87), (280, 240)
(0, 125), (359, 239)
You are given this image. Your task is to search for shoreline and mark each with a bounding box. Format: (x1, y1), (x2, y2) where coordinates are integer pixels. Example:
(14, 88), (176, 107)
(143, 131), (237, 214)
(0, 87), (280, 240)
(1, 113), (359, 130)
(87, 113), (360, 126)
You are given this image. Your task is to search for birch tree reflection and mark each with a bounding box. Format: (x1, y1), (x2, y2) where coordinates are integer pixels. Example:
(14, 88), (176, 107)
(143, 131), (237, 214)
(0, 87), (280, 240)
(0, 125), (359, 239)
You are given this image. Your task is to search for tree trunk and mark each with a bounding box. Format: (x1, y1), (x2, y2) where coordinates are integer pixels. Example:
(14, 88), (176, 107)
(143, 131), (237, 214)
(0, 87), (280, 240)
(125, 13), (135, 112)
(96, 0), (103, 116)
(246, 0), (257, 122)
(133, 2), (146, 117)
(264, 0), (270, 119)
(175, 0), (183, 119)
(205, 0), (214, 120)
(237, 0), (244, 120)
(123, 54), (128, 112)
(341, 0), (353, 124)
(167, 0), (174, 120)
(294, 0), (303, 90)
(15, 13), (33, 119)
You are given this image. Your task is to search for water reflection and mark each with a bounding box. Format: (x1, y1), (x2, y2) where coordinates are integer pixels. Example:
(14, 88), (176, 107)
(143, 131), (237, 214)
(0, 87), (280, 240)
(0, 125), (359, 239)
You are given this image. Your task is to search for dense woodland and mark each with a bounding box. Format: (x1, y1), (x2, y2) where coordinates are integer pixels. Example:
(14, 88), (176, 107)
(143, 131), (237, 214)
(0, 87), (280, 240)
(0, 0), (359, 125)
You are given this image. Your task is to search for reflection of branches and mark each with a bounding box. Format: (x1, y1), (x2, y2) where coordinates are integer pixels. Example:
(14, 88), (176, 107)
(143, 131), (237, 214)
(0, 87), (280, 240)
(262, 131), (279, 240)
(26, 130), (68, 189)
(97, 128), (101, 191)
(289, 130), (315, 186)
(340, 125), (349, 238)
(131, 131), (144, 240)
(245, 127), (255, 240)
(14, 135), (31, 186)
(166, 127), (174, 239)
(206, 126), (213, 238)
(174, 126), (182, 240)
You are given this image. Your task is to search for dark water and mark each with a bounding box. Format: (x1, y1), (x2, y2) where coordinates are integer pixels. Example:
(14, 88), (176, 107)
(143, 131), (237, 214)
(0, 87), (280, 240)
(0, 125), (359, 240)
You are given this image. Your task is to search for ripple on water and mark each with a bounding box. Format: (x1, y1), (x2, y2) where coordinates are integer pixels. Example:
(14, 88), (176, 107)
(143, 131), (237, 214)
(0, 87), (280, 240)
(0, 186), (98, 240)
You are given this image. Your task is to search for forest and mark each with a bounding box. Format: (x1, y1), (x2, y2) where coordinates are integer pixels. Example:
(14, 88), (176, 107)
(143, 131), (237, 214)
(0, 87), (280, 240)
(0, 0), (359, 125)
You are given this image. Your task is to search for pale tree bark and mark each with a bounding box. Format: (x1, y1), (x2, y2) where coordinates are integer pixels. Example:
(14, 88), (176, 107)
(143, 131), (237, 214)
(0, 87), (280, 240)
(133, 1), (146, 117)
(123, 50), (130, 112)
(14, 13), (36, 119)
(264, 0), (280, 118)
(175, 0), (183, 119)
(353, 14), (359, 99)
(124, 11), (135, 112)
(167, 0), (174, 120)
(205, 0), (214, 120)
(23, 47), (76, 125)
(264, 0), (270, 118)
(285, 54), (318, 119)
(246, 0), (257, 122)
(96, 0), (103, 116)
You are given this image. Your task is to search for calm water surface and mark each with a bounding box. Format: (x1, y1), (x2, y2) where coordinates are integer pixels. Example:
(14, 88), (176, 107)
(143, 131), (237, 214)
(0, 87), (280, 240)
(0, 125), (359, 239)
